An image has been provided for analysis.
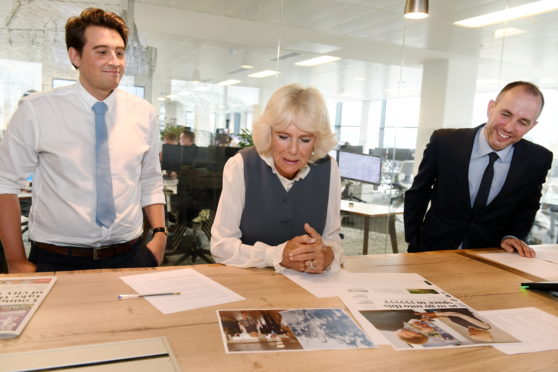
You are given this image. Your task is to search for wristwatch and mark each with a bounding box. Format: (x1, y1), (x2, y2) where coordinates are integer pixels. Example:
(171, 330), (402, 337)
(152, 227), (168, 237)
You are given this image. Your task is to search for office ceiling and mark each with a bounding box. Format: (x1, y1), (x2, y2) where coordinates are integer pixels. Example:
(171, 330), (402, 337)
(1, 0), (558, 101)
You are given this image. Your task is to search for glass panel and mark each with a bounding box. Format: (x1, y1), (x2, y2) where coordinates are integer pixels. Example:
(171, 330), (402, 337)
(2, 0), (558, 264)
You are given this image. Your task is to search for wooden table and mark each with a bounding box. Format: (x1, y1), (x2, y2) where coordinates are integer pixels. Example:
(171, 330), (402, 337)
(341, 200), (403, 254)
(1, 250), (557, 371)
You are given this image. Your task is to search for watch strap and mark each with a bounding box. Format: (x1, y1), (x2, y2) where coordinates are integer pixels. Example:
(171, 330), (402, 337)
(152, 227), (168, 236)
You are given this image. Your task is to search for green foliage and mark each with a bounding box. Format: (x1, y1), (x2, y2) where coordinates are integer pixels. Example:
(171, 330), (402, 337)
(238, 128), (254, 148)
(161, 125), (183, 140)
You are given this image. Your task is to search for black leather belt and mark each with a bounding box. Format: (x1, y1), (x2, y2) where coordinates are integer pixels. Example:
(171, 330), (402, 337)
(33, 238), (141, 260)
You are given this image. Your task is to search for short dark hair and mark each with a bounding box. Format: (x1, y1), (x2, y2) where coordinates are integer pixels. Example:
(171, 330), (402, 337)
(65, 8), (128, 63)
(497, 81), (545, 113)
(163, 132), (178, 142)
(181, 129), (195, 143)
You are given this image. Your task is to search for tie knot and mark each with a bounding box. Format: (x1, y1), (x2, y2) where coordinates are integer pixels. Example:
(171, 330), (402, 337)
(92, 101), (108, 115)
(488, 152), (499, 164)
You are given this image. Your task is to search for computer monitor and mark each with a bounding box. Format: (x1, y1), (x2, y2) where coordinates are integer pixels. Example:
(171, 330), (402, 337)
(338, 151), (382, 185)
(161, 144), (198, 171)
(193, 146), (240, 172)
(370, 147), (414, 161)
(339, 144), (363, 154)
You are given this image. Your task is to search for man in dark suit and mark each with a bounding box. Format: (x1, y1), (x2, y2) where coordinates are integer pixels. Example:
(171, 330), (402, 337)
(404, 81), (552, 257)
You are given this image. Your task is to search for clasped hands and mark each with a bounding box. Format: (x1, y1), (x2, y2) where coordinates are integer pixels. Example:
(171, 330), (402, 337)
(280, 223), (334, 274)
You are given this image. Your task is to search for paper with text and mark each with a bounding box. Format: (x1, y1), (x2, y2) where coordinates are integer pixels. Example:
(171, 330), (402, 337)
(338, 273), (518, 350)
(480, 307), (558, 354)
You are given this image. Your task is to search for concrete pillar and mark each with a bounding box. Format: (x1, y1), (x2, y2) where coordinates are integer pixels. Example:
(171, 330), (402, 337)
(414, 59), (478, 167)
(360, 100), (370, 153)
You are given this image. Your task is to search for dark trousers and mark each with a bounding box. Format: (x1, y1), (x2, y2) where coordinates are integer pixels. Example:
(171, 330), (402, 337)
(29, 239), (157, 272)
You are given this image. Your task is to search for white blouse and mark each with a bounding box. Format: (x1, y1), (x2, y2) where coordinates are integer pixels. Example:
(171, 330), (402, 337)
(210, 152), (344, 273)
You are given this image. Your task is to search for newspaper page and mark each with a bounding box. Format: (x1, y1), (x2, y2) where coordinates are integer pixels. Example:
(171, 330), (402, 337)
(339, 274), (519, 350)
(217, 308), (374, 353)
(0, 276), (57, 338)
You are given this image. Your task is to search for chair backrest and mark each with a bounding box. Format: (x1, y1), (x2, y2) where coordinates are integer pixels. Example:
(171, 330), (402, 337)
(176, 167), (222, 220)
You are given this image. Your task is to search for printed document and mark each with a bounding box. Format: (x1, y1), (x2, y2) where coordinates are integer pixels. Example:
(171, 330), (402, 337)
(0, 276), (56, 338)
(339, 274), (519, 350)
(480, 307), (558, 354)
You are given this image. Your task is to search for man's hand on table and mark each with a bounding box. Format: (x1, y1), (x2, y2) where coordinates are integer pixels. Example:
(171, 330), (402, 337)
(500, 237), (535, 258)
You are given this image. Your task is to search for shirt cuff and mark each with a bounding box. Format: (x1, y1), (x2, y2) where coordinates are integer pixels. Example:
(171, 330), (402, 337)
(269, 242), (287, 273)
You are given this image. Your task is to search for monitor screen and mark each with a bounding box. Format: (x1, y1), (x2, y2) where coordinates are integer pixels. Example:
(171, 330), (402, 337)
(370, 147), (414, 161)
(161, 144), (198, 171)
(338, 151), (381, 185)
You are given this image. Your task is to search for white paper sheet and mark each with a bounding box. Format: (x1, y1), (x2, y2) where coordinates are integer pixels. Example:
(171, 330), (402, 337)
(120, 268), (245, 314)
(338, 274), (470, 347)
(480, 307), (558, 354)
(476, 247), (558, 280)
(531, 244), (558, 264)
(282, 269), (427, 298)
(281, 269), (354, 298)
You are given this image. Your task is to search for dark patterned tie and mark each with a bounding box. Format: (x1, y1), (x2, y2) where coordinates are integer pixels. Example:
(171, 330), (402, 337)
(472, 152), (499, 213)
(92, 102), (116, 227)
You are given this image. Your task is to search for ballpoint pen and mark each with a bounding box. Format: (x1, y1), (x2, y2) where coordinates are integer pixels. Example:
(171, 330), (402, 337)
(117, 292), (181, 299)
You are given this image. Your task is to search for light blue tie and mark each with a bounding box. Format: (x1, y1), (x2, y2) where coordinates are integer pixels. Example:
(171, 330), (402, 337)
(92, 102), (116, 227)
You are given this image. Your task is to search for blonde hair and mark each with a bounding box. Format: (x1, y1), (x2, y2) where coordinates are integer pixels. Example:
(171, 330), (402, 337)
(252, 84), (336, 162)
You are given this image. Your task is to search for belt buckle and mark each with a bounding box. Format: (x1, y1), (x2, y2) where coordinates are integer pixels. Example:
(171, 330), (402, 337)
(93, 244), (111, 260)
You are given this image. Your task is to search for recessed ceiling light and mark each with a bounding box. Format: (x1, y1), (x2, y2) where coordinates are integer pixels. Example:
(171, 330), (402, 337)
(248, 70), (280, 78)
(454, 0), (558, 28)
(240, 65), (254, 69)
(218, 79), (241, 86)
(494, 27), (526, 38)
(286, 42), (340, 54)
(295, 56), (340, 67)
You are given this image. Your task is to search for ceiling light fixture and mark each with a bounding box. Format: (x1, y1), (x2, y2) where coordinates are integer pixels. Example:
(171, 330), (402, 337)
(494, 27), (526, 38)
(240, 65), (254, 69)
(248, 70), (280, 78)
(218, 79), (241, 86)
(404, 0), (429, 19)
(295, 56), (340, 67)
(191, 69), (201, 83)
(454, 0), (558, 28)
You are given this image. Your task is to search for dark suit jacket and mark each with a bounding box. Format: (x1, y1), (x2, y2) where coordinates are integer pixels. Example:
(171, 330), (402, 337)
(404, 125), (552, 252)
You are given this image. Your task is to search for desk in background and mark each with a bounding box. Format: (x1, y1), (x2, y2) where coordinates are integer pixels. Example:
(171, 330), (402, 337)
(341, 200), (402, 254)
(1, 250), (556, 371)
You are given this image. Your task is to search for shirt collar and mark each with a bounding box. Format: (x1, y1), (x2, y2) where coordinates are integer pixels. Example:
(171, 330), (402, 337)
(260, 153), (311, 183)
(477, 125), (513, 162)
(76, 80), (117, 112)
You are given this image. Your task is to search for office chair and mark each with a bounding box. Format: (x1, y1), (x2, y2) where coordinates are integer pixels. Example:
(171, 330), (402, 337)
(166, 167), (221, 264)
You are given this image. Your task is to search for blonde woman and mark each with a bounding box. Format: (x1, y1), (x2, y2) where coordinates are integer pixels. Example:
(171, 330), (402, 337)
(211, 84), (343, 273)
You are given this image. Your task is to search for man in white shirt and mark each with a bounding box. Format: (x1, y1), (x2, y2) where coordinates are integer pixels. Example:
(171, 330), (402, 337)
(0, 8), (166, 272)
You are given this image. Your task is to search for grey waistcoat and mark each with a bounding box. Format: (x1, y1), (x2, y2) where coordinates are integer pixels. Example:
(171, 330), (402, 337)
(239, 147), (330, 246)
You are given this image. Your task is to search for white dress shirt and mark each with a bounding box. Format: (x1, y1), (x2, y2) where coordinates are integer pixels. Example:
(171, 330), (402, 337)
(0, 82), (164, 247)
(468, 125), (514, 206)
(210, 152), (344, 273)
